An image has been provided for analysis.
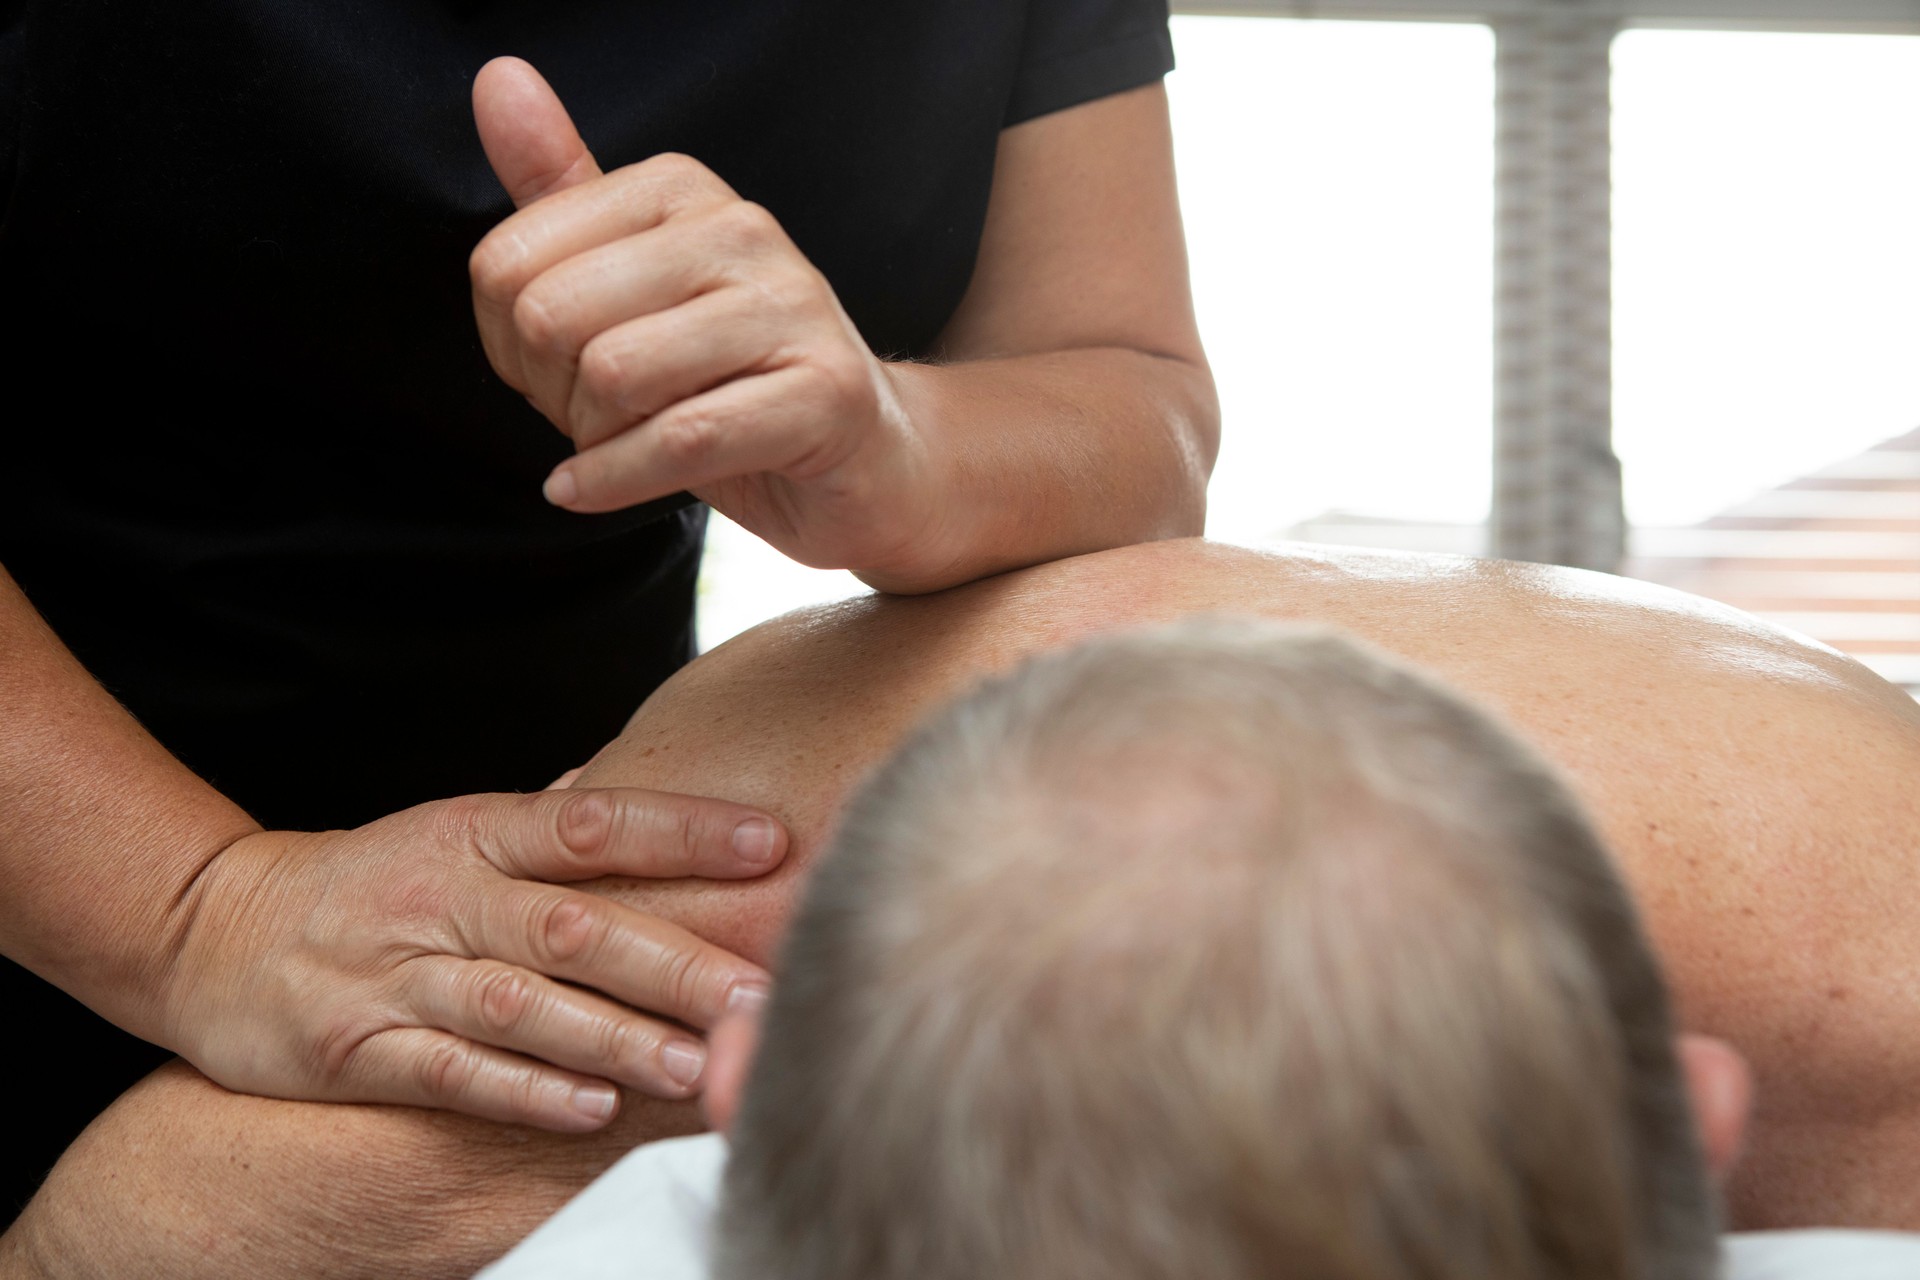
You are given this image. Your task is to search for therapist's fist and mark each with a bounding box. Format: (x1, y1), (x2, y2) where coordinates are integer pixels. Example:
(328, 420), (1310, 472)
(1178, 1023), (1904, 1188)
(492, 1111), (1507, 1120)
(469, 57), (947, 587)
(163, 787), (786, 1132)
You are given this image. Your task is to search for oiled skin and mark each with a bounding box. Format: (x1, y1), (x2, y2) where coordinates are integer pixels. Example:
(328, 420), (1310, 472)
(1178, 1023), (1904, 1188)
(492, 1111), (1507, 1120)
(7, 540), (1917, 1278)
(583, 540), (1920, 1230)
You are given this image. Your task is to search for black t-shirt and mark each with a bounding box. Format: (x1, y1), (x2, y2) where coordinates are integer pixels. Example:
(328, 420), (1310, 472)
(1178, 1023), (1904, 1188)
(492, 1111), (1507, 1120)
(0, 0), (1172, 1220)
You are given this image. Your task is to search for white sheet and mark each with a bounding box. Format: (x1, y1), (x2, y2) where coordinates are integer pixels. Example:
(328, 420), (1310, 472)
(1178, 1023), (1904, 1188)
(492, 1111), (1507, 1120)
(475, 1133), (1920, 1279)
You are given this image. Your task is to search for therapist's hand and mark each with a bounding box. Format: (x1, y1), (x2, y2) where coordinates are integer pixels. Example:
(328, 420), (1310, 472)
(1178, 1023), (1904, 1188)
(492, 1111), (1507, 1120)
(469, 57), (948, 585)
(161, 787), (786, 1132)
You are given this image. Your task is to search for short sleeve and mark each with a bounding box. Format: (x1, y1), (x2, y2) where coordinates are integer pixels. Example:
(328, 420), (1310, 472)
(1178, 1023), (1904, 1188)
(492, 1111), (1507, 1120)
(1003, 0), (1174, 127)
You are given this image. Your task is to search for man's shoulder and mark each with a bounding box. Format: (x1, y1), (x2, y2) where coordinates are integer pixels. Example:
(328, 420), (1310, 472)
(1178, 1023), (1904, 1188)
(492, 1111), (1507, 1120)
(1726, 1229), (1920, 1279)
(476, 1134), (727, 1280)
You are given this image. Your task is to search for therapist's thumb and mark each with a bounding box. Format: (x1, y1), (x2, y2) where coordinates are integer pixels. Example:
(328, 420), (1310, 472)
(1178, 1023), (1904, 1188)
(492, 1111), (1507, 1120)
(473, 56), (604, 208)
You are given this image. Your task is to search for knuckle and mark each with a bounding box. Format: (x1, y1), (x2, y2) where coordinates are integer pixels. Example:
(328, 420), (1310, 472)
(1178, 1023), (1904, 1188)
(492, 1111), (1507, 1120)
(503, 1067), (547, 1121)
(593, 1014), (646, 1070)
(652, 945), (714, 1020)
(531, 893), (599, 967)
(555, 790), (614, 861)
(716, 200), (780, 250)
(671, 806), (705, 869)
(431, 793), (493, 852)
(468, 235), (526, 306)
(316, 1014), (377, 1081)
(416, 1037), (474, 1102)
(511, 287), (572, 357)
(645, 151), (704, 184)
(652, 410), (721, 471)
(576, 340), (630, 405)
(387, 871), (450, 924)
(762, 264), (819, 313)
(643, 152), (730, 205)
(471, 964), (535, 1036)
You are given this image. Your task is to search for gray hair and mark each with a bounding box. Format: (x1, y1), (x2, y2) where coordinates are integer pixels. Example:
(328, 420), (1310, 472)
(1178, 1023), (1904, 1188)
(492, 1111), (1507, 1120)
(713, 619), (1719, 1280)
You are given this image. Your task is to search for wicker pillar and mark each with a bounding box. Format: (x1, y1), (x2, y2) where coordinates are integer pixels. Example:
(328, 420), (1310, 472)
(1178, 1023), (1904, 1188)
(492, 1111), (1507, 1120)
(1491, 7), (1625, 571)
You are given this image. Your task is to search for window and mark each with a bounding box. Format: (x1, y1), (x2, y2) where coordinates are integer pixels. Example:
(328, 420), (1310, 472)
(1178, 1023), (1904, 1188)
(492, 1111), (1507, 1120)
(694, 13), (1920, 662)
(697, 16), (1498, 650)
(1612, 28), (1920, 525)
(1171, 16), (1495, 543)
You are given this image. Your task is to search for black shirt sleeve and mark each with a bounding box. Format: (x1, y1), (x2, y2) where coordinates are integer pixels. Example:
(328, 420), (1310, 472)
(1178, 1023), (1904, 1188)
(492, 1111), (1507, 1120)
(1003, 0), (1174, 127)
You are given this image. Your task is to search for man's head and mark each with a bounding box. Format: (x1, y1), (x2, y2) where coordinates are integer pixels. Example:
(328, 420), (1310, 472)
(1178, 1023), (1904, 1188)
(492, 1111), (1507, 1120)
(705, 619), (1743, 1279)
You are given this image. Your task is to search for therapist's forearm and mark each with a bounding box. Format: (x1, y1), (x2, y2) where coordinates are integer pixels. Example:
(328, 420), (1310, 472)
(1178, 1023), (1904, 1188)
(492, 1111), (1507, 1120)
(850, 81), (1218, 596)
(0, 565), (261, 1042)
(2, 1060), (701, 1280)
(862, 347), (1218, 594)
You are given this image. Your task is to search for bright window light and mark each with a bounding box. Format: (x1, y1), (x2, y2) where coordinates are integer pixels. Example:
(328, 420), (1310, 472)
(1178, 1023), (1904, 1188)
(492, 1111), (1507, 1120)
(1170, 16), (1495, 543)
(1613, 29), (1920, 525)
(695, 18), (1920, 652)
(697, 513), (866, 653)
(699, 16), (1499, 651)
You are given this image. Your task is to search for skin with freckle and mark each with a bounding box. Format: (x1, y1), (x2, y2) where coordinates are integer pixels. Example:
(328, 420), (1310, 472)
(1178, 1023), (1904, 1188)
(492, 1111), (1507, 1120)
(7, 539), (1918, 1279)
(574, 539), (1920, 1231)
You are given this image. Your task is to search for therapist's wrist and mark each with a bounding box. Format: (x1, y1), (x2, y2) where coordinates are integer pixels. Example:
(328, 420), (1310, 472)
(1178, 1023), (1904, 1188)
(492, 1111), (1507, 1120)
(844, 363), (976, 595)
(150, 827), (296, 1063)
(8, 794), (267, 1056)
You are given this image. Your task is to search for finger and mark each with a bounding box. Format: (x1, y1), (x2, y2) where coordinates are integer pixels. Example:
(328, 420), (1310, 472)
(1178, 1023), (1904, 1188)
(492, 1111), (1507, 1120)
(545, 766), (585, 791)
(546, 364), (854, 513)
(339, 1025), (624, 1132)
(492, 152), (739, 269)
(566, 288), (788, 452)
(509, 207), (784, 424)
(408, 956), (711, 1100)
(471, 55), (604, 395)
(472, 57), (603, 209)
(470, 154), (737, 403)
(452, 787), (788, 883)
(471, 886), (772, 1031)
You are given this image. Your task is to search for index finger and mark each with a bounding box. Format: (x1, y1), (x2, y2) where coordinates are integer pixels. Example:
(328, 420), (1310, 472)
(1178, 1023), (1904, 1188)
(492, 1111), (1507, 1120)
(457, 788), (789, 883)
(470, 886), (770, 1032)
(470, 153), (736, 304)
(468, 153), (737, 398)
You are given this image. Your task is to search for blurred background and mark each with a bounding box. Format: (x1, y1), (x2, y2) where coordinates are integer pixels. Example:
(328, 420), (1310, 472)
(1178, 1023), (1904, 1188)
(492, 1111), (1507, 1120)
(699, 1), (1920, 694)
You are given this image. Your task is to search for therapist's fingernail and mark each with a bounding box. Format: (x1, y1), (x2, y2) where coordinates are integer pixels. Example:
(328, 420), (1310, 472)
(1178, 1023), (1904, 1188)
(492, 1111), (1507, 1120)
(571, 1084), (618, 1122)
(544, 467), (578, 507)
(728, 982), (771, 1016)
(661, 1040), (707, 1089)
(732, 818), (780, 865)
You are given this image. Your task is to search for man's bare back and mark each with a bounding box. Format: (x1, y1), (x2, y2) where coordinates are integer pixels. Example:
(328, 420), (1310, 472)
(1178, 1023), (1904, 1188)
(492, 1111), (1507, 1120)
(9, 540), (1918, 1278)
